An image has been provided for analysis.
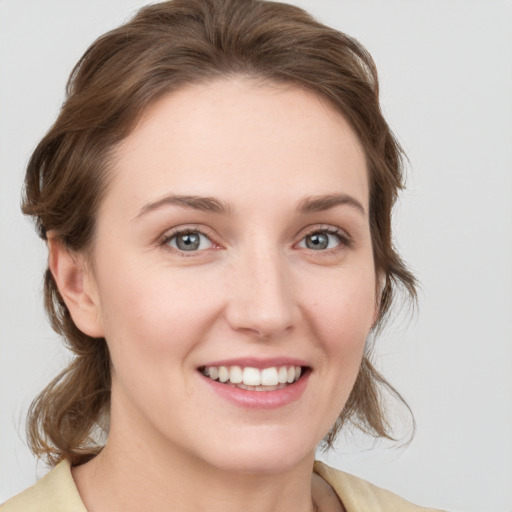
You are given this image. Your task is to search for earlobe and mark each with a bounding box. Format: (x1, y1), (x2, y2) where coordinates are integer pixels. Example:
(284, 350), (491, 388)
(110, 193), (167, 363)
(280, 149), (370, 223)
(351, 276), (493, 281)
(48, 235), (104, 338)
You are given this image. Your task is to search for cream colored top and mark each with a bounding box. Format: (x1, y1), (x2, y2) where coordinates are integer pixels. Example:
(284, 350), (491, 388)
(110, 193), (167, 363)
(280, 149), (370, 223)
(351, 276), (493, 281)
(1, 460), (445, 511)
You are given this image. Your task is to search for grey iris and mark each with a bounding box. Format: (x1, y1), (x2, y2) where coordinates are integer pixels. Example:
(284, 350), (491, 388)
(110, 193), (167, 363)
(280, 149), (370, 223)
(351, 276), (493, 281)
(305, 233), (328, 250)
(176, 233), (200, 251)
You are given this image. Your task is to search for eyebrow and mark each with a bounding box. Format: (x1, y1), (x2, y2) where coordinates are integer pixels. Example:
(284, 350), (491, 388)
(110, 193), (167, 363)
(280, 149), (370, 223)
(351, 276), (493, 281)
(134, 194), (232, 220)
(296, 194), (366, 216)
(134, 192), (366, 220)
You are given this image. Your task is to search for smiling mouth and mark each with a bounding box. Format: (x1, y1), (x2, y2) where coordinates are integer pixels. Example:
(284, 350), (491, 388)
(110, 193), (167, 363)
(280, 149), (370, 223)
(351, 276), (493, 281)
(199, 365), (307, 391)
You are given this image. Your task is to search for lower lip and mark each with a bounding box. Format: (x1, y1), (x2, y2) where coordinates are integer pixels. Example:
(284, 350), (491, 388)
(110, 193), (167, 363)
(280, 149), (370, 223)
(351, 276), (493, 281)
(201, 371), (310, 410)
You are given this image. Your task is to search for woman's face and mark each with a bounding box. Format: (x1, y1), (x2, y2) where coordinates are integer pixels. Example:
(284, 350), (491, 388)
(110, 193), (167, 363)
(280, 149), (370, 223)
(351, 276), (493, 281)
(80, 78), (377, 473)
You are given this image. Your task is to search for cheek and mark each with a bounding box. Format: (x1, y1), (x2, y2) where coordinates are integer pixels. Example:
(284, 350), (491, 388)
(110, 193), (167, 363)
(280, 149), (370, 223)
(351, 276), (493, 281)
(298, 266), (376, 435)
(95, 259), (223, 363)
(303, 266), (377, 348)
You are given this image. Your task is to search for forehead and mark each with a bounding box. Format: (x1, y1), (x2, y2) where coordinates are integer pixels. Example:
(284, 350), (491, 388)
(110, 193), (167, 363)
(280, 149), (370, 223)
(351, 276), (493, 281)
(106, 78), (368, 215)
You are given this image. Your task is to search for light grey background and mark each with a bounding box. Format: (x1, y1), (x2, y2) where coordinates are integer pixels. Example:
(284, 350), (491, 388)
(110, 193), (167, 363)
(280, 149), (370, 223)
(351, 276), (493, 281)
(1, 1), (511, 511)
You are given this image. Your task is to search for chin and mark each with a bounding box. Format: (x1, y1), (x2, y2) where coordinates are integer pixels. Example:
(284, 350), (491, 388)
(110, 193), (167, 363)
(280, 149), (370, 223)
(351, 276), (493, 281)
(198, 427), (318, 475)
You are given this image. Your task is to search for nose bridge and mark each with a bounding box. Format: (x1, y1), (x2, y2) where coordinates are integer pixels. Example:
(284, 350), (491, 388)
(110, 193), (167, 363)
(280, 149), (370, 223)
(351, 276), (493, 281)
(226, 239), (298, 338)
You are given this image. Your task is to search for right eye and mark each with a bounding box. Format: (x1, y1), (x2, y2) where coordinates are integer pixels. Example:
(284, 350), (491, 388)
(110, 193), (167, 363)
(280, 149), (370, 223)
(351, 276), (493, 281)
(165, 231), (214, 252)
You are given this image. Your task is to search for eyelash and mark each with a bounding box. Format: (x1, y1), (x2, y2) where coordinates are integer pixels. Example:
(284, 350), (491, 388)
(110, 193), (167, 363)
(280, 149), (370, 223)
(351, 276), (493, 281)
(159, 226), (218, 256)
(296, 226), (353, 256)
(158, 225), (353, 255)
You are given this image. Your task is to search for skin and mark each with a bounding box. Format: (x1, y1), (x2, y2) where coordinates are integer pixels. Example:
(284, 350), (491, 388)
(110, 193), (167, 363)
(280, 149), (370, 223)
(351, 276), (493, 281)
(50, 77), (377, 512)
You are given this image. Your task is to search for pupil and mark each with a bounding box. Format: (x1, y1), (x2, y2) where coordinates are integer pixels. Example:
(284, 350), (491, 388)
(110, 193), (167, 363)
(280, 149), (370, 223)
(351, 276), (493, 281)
(306, 233), (328, 250)
(177, 233), (200, 251)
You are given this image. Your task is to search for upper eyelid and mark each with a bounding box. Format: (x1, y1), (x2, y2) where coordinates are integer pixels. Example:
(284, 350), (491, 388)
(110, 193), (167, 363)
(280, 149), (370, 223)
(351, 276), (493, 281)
(159, 224), (214, 240)
(296, 224), (351, 240)
(158, 225), (220, 250)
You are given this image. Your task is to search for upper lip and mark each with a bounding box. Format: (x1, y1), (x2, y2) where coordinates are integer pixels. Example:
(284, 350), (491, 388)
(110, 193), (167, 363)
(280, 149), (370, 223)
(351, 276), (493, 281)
(199, 357), (310, 369)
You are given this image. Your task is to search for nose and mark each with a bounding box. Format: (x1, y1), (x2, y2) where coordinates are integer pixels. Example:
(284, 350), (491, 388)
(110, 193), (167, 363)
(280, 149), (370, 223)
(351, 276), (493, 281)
(225, 245), (300, 339)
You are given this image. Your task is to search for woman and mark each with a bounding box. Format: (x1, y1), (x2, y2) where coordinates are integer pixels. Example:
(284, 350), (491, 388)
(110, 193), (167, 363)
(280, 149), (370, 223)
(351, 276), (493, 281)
(2, 0), (443, 510)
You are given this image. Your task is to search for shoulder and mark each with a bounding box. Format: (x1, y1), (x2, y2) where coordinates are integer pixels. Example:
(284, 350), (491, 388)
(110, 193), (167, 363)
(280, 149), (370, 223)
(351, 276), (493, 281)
(0, 460), (87, 512)
(314, 461), (447, 512)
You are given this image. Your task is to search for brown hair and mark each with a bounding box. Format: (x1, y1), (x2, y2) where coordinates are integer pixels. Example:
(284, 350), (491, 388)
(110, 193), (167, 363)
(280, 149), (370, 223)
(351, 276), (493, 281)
(23, 0), (416, 466)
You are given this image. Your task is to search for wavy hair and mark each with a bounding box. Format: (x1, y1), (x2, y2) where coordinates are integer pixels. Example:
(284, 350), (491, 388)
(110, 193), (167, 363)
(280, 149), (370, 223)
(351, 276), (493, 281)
(22, 0), (416, 466)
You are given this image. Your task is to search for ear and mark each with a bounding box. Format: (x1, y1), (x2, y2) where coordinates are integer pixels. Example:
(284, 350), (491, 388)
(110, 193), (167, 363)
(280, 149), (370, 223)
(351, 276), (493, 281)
(48, 235), (105, 338)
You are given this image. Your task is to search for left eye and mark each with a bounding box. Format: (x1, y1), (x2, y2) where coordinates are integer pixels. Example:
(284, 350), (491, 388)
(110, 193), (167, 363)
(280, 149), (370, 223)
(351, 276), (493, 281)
(298, 231), (341, 251)
(167, 231), (213, 251)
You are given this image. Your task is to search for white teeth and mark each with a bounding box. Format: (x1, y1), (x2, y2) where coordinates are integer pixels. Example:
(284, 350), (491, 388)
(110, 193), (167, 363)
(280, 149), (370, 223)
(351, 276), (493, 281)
(229, 366), (243, 384)
(243, 367), (261, 386)
(277, 366), (288, 384)
(218, 366), (229, 383)
(238, 383), (288, 392)
(261, 367), (278, 386)
(203, 365), (304, 388)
